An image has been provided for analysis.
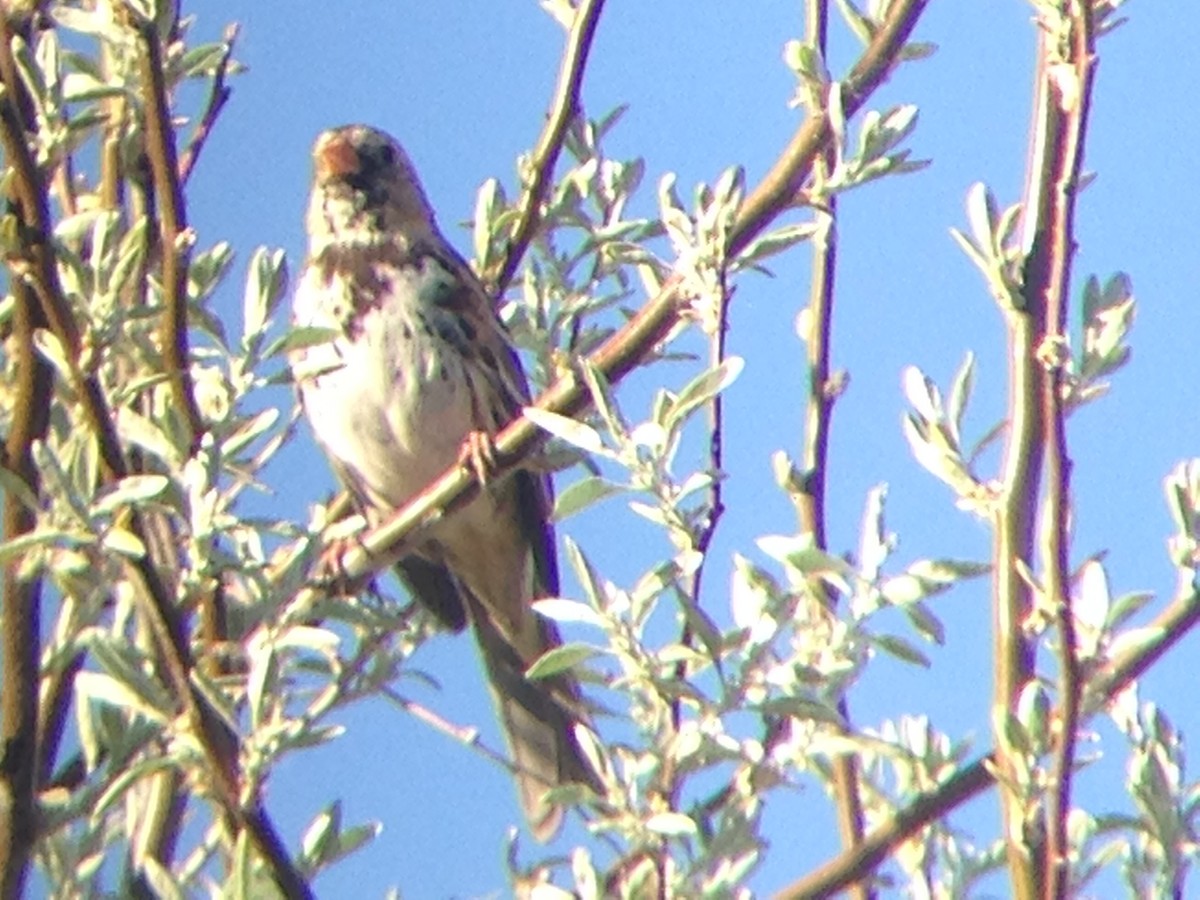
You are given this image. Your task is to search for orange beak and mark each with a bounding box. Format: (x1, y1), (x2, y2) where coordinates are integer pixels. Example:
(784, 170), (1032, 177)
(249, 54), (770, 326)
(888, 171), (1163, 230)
(314, 131), (360, 182)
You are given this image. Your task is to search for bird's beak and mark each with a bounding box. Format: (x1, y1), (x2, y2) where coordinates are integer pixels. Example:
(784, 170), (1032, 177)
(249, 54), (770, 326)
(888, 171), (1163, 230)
(314, 131), (361, 184)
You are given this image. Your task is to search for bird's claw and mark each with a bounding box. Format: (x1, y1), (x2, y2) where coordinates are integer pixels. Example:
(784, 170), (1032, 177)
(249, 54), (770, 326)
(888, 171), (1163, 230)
(459, 429), (498, 485)
(315, 531), (376, 595)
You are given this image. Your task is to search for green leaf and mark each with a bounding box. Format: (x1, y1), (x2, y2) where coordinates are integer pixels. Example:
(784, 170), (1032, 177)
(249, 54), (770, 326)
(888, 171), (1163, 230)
(116, 408), (183, 469)
(904, 601), (946, 646)
(965, 181), (999, 253)
(524, 407), (606, 455)
(0, 527), (90, 566)
(733, 222), (817, 271)
(645, 811), (698, 837)
(881, 558), (989, 606)
(526, 642), (602, 680)
(61, 72), (126, 103)
(75, 670), (170, 726)
(665, 356), (744, 430)
(138, 856), (186, 900)
(472, 177), (504, 271)
(91, 475), (169, 518)
(899, 41), (938, 62)
(179, 42), (229, 78)
(554, 475), (626, 520)
(532, 598), (605, 628)
(85, 638), (174, 721)
(947, 352), (975, 442)
(301, 800), (342, 868)
(243, 246), (288, 349)
(100, 527), (146, 558)
(873, 633), (930, 668)
(93, 756), (176, 819)
(222, 408), (280, 459)
(834, 0), (876, 44)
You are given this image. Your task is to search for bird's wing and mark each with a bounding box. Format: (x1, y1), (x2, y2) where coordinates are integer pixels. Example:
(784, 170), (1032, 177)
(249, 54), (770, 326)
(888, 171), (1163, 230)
(418, 238), (561, 600)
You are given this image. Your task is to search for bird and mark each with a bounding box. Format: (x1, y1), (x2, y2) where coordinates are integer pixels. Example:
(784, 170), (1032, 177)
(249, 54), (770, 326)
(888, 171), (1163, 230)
(290, 124), (598, 840)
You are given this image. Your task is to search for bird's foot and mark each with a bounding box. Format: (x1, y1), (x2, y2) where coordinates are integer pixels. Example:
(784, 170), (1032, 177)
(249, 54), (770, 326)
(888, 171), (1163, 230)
(314, 529), (377, 595)
(459, 429), (498, 485)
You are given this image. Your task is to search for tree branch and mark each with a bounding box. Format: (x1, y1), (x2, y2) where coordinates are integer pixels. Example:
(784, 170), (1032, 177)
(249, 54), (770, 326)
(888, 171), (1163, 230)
(773, 757), (995, 900)
(772, 580), (1200, 900)
(0, 16), (61, 892)
(136, 14), (205, 448)
(794, 2), (870, 892)
(177, 23), (238, 185)
(485, 0), (607, 295)
(1027, 4), (1096, 896)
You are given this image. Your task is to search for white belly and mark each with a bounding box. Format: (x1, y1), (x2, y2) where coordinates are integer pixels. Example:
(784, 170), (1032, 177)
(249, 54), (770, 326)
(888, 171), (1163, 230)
(293, 263), (475, 510)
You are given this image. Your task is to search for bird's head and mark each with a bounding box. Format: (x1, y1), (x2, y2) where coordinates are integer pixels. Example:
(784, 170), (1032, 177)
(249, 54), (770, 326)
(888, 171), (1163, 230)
(306, 125), (436, 254)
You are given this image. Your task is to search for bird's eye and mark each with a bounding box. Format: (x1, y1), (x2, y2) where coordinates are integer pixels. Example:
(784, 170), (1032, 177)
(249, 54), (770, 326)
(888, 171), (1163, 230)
(365, 142), (396, 171)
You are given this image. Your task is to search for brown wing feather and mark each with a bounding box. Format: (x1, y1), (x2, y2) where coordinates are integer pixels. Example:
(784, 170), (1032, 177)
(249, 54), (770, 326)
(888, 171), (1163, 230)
(418, 240), (597, 834)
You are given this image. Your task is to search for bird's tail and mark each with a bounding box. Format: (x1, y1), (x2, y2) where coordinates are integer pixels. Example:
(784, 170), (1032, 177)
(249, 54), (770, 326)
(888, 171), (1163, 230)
(469, 600), (599, 841)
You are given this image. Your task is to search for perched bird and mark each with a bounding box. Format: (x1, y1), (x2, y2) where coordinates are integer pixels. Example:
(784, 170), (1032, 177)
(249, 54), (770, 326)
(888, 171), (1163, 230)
(290, 124), (597, 839)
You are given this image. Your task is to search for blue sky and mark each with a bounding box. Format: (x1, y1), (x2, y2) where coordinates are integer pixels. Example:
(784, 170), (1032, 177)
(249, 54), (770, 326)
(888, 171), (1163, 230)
(184, 2), (1200, 895)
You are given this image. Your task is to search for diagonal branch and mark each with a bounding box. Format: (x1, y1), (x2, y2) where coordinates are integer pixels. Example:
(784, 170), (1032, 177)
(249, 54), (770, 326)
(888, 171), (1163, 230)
(774, 580), (1200, 900)
(484, 0), (607, 295)
(178, 23), (239, 185)
(774, 756), (995, 900)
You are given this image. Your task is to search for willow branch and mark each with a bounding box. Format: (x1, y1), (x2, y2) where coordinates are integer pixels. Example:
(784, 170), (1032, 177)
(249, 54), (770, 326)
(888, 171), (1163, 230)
(0, 18), (59, 891)
(1088, 585), (1200, 711)
(485, 0), (607, 294)
(988, 8), (1083, 893)
(773, 757), (994, 900)
(0, 275), (51, 900)
(666, 269), (730, 849)
(1027, 5), (1096, 898)
(177, 23), (238, 185)
(0, 291), (48, 900)
(795, 2), (871, 891)
(136, 16), (204, 447)
(383, 688), (517, 774)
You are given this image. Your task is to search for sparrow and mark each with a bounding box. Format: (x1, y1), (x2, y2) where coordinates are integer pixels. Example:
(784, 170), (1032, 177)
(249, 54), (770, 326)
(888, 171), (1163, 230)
(290, 124), (598, 840)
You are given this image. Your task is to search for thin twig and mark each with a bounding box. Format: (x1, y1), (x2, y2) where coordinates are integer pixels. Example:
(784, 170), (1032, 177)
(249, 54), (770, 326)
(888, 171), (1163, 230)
(382, 688), (516, 773)
(665, 269), (731, 878)
(37, 651), (84, 787)
(485, 0), (607, 295)
(1026, 5), (1096, 894)
(136, 16), (204, 447)
(1088, 586), (1200, 710)
(131, 27), (246, 879)
(677, 276), (730, 687)
(794, 2), (870, 893)
(177, 24), (238, 185)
